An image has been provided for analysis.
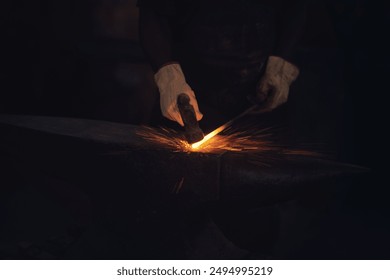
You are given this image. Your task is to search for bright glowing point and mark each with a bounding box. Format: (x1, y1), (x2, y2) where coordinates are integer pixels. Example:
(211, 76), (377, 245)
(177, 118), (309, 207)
(191, 125), (227, 149)
(137, 124), (299, 155)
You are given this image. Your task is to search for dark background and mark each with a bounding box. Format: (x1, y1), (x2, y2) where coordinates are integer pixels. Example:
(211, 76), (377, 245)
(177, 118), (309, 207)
(1, 0), (389, 259)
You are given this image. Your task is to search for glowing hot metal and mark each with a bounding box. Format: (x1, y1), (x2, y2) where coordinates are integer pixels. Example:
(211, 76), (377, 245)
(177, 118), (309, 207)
(191, 124), (227, 149)
(191, 105), (260, 149)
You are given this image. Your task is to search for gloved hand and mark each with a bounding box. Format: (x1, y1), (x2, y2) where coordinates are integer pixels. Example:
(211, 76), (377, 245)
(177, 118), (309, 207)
(252, 56), (299, 113)
(154, 63), (203, 126)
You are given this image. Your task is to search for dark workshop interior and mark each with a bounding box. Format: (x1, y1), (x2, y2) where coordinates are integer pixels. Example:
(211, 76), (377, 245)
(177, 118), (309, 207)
(1, 0), (389, 259)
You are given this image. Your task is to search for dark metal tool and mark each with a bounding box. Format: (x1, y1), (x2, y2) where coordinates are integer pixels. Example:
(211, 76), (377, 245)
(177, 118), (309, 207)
(219, 105), (260, 129)
(177, 93), (204, 144)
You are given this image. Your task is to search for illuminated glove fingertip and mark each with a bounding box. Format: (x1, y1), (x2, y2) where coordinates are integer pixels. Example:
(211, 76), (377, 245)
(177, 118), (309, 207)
(196, 111), (203, 121)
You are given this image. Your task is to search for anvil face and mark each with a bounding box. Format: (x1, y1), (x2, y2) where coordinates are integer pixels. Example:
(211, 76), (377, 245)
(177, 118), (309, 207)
(0, 115), (368, 206)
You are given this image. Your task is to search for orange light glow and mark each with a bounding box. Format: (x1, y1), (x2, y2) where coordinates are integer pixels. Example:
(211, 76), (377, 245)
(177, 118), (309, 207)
(136, 125), (320, 162)
(136, 125), (276, 154)
(191, 124), (227, 150)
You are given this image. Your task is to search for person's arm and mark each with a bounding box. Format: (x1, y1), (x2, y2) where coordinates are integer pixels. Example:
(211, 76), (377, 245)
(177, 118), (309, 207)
(273, 0), (309, 61)
(138, 3), (202, 125)
(254, 0), (308, 112)
(138, 7), (174, 72)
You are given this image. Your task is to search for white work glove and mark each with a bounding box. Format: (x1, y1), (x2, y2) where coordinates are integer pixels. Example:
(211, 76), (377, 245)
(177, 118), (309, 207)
(154, 63), (203, 126)
(254, 56), (299, 113)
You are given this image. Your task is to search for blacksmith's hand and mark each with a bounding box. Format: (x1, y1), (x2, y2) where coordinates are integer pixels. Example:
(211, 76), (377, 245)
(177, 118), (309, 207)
(251, 56), (299, 113)
(154, 63), (203, 126)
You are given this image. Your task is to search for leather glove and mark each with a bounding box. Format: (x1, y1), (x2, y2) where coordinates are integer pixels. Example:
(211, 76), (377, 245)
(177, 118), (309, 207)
(252, 56), (299, 113)
(154, 63), (203, 126)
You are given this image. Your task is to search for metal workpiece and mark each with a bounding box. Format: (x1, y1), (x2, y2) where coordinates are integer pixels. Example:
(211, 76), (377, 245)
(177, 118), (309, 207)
(0, 115), (368, 206)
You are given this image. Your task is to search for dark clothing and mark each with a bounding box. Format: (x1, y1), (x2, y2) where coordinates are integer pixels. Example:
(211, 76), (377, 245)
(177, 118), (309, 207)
(138, 0), (307, 120)
(137, 0), (307, 61)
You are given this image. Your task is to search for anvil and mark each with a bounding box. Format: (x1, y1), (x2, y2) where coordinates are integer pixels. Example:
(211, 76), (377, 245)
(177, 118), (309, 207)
(0, 115), (368, 207)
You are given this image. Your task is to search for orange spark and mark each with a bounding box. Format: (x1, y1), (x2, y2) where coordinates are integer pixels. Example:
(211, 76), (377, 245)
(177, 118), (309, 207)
(136, 125), (276, 154)
(135, 125), (322, 165)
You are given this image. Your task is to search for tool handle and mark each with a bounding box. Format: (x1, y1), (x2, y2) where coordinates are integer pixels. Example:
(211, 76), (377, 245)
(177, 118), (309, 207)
(177, 93), (196, 127)
(177, 93), (191, 107)
(177, 93), (204, 143)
